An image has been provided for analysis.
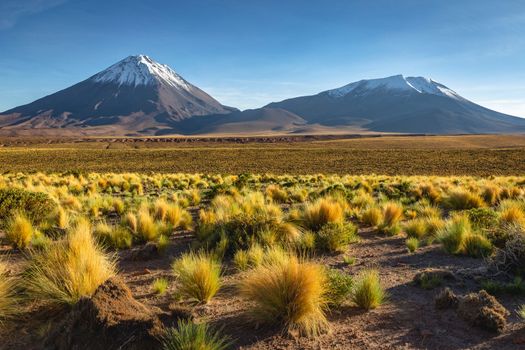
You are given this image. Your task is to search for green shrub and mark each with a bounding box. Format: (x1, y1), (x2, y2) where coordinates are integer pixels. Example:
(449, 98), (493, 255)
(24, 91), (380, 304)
(466, 208), (498, 231)
(316, 222), (358, 253)
(162, 320), (231, 350)
(352, 269), (386, 310)
(325, 269), (353, 307)
(0, 188), (55, 225)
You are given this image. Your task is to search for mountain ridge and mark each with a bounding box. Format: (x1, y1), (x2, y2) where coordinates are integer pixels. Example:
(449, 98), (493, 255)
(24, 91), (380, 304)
(1, 56), (524, 136)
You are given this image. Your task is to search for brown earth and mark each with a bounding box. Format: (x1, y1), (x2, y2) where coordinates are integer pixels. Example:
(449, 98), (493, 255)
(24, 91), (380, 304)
(3, 224), (524, 349)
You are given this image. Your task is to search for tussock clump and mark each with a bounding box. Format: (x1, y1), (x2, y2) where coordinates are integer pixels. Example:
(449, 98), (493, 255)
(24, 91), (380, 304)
(405, 237), (419, 253)
(265, 185), (288, 203)
(172, 252), (221, 304)
(239, 253), (329, 336)
(0, 258), (18, 323)
(444, 190), (485, 210)
(316, 222), (358, 253)
(197, 192), (291, 253)
(6, 213), (34, 249)
(301, 197), (344, 232)
(352, 269), (386, 310)
(438, 214), (493, 257)
(94, 221), (132, 249)
(24, 218), (117, 306)
(137, 208), (159, 242)
(360, 207), (382, 227)
(325, 269), (353, 307)
(404, 218), (428, 239)
(162, 320), (231, 350)
(378, 202), (403, 235)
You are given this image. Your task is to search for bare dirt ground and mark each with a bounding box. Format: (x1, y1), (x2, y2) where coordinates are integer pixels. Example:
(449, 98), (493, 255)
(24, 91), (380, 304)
(3, 223), (523, 350)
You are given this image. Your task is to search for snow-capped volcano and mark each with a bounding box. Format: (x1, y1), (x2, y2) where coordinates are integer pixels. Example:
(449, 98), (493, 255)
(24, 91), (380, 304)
(91, 55), (193, 90)
(328, 74), (461, 100)
(266, 74), (525, 134)
(0, 55), (235, 135)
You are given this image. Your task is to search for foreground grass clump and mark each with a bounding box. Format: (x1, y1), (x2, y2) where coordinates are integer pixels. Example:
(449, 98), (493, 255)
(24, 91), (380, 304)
(0, 258), (18, 323)
(24, 218), (117, 306)
(162, 320), (231, 350)
(239, 253), (329, 336)
(6, 213), (34, 249)
(325, 268), (353, 307)
(172, 252), (221, 304)
(352, 269), (386, 310)
(378, 202), (403, 235)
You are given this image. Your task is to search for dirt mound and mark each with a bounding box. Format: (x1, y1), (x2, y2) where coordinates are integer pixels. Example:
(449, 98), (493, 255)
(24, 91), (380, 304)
(46, 277), (165, 350)
(435, 288), (510, 333)
(457, 290), (510, 333)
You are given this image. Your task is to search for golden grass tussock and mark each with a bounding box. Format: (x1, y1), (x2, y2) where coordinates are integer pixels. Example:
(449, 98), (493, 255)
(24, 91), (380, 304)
(301, 197), (344, 232)
(6, 213), (34, 249)
(24, 218), (117, 306)
(360, 206), (382, 227)
(172, 252), (221, 304)
(381, 202), (404, 227)
(239, 253), (329, 337)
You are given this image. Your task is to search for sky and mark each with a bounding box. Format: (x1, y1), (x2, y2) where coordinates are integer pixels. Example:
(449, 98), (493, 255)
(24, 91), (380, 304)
(0, 0), (524, 116)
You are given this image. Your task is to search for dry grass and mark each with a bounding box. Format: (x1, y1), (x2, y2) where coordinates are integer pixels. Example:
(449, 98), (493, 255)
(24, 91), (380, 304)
(0, 258), (18, 323)
(2, 135), (525, 175)
(172, 252), (221, 304)
(301, 197), (344, 232)
(23, 218), (117, 306)
(239, 253), (329, 337)
(6, 213), (34, 249)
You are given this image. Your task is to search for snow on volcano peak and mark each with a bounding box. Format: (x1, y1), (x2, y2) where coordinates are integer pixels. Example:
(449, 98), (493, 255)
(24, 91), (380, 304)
(91, 55), (192, 91)
(328, 74), (461, 100)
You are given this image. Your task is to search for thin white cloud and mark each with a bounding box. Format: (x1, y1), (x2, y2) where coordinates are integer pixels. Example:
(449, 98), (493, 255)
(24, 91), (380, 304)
(0, 0), (66, 29)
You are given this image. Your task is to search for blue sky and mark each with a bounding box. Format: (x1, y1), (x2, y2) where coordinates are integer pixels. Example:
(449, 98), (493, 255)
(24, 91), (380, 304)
(1, 0), (524, 116)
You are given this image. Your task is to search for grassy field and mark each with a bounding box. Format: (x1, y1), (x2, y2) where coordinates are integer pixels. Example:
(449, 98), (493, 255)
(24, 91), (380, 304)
(1, 171), (524, 349)
(1, 134), (525, 175)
